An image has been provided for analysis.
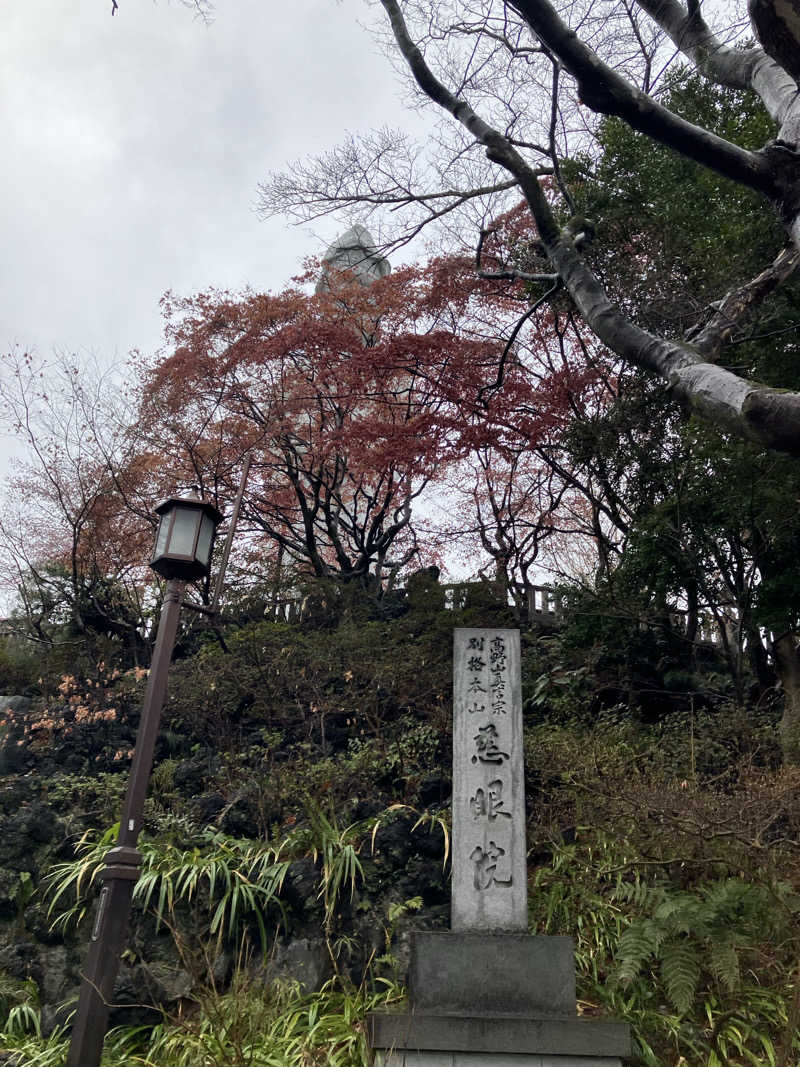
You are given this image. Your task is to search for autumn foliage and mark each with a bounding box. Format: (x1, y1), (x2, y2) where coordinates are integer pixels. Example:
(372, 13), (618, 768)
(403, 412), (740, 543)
(0, 230), (611, 661)
(130, 246), (603, 591)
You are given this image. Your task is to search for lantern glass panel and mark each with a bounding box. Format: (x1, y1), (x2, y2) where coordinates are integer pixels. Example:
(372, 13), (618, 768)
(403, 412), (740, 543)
(196, 513), (215, 567)
(169, 507), (201, 558)
(153, 513), (171, 560)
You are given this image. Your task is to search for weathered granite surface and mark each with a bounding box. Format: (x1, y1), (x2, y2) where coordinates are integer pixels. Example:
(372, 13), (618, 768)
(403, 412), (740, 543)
(368, 629), (630, 1067)
(452, 629), (526, 932)
(369, 1013), (631, 1058)
(409, 932), (576, 1017)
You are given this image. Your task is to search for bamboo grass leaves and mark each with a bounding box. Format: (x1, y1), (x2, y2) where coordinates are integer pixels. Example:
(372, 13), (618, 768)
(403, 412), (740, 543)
(42, 802), (451, 962)
(44, 825), (290, 955)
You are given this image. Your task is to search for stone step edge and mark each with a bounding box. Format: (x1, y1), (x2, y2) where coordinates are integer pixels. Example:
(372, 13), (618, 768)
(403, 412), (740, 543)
(368, 1012), (631, 1058)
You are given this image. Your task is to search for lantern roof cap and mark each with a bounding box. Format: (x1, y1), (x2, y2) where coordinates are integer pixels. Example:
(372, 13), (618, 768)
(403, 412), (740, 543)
(154, 492), (223, 526)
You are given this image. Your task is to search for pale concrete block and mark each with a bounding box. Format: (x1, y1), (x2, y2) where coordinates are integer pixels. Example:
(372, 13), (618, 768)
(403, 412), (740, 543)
(452, 629), (526, 932)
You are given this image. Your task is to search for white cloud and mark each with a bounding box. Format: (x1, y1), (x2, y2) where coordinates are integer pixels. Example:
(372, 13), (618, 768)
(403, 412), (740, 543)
(0, 0), (424, 386)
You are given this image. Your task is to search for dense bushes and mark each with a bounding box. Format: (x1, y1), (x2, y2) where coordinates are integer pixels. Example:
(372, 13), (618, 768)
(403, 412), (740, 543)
(0, 592), (798, 1064)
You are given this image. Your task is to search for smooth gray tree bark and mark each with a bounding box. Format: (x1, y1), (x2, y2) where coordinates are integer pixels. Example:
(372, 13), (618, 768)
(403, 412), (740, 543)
(379, 0), (800, 454)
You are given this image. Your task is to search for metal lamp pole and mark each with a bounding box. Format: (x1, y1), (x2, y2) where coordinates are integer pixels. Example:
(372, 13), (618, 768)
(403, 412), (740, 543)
(66, 466), (249, 1067)
(66, 577), (186, 1067)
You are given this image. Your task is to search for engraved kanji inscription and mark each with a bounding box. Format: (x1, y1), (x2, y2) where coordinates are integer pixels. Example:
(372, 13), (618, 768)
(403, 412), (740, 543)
(489, 635), (507, 669)
(469, 841), (513, 890)
(471, 723), (509, 765)
(469, 778), (512, 821)
(453, 629), (526, 930)
(489, 634), (508, 714)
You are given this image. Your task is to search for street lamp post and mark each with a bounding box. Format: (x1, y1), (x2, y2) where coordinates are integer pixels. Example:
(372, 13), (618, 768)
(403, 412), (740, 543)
(67, 492), (222, 1067)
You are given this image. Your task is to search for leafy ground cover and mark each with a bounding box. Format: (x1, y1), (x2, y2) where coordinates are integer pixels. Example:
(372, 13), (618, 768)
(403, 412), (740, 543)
(0, 599), (798, 1064)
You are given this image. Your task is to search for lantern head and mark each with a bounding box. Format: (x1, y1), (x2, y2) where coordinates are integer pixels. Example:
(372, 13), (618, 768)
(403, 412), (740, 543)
(150, 493), (223, 581)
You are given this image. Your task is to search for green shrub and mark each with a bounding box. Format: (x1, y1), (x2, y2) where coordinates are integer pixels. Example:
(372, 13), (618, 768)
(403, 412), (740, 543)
(530, 830), (800, 1066)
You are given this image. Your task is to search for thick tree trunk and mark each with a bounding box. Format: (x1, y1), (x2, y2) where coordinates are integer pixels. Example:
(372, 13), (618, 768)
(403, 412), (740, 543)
(749, 0), (800, 82)
(772, 632), (800, 762)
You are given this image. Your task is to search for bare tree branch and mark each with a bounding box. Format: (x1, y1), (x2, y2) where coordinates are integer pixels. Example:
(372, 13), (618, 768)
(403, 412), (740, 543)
(477, 277), (562, 403)
(635, 0), (800, 127)
(508, 0), (778, 196)
(378, 0), (800, 454)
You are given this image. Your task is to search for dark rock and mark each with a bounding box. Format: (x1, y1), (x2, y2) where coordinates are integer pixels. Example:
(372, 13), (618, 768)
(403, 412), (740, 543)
(19, 801), (57, 844)
(62, 754), (88, 775)
(403, 856), (447, 905)
(37, 943), (76, 1011)
(173, 757), (209, 794)
(41, 999), (75, 1037)
(212, 948), (234, 986)
(318, 711), (350, 754)
(197, 792), (225, 824)
(418, 774), (448, 807)
(0, 697), (32, 716)
(412, 828), (445, 860)
(0, 869), (23, 920)
(372, 816), (415, 865)
(0, 779), (32, 816)
(263, 937), (331, 992)
(0, 801), (58, 867)
(283, 857), (319, 913)
(108, 963), (162, 1028)
(0, 744), (27, 777)
(219, 795), (258, 837)
(25, 900), (67, 945)
(139, 959), (194, 1002)
(351, 799), (384, 821)
(0, 941), (43, 987)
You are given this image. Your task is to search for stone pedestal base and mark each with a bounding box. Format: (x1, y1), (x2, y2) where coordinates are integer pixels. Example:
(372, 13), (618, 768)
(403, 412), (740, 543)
(408, 932), (576, 1017)
(368, 933), (630, 1066)
(368, 1013), (630, 1060)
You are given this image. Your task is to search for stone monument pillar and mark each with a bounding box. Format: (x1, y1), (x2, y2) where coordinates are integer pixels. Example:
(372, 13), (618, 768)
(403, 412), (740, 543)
(451, 628), (527, 932)
(368, 628), (630, 1066)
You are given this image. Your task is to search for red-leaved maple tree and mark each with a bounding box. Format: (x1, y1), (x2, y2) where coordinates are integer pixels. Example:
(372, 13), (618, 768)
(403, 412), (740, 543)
(132, 249), (601, 594)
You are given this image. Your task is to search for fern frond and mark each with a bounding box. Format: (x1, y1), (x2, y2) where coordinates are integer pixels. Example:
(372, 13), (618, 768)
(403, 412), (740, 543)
(611, 879), (659, 911)
(616, 919), (663, 981)
(660, 939), (701, 1014)
(709, 937), (740, 993)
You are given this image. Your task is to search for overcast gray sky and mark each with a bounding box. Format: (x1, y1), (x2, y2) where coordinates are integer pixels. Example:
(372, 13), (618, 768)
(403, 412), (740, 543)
(0, 0), (419, 390)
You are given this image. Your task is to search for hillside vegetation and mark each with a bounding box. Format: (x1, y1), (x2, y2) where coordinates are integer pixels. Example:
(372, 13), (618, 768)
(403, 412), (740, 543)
(0, 583), (798, 1066)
